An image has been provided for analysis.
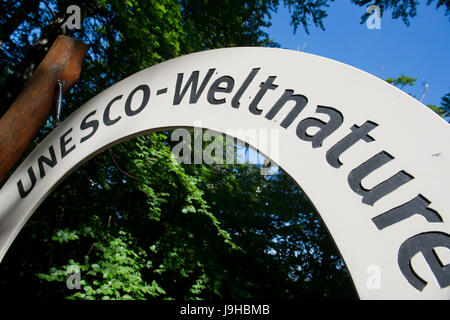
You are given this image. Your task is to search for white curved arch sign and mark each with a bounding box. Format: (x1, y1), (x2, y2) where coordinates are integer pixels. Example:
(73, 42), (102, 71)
(0, 48), (449, 299)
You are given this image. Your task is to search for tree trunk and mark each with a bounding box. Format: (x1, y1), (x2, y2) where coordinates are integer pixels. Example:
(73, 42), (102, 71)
(0, 35), (89, 184)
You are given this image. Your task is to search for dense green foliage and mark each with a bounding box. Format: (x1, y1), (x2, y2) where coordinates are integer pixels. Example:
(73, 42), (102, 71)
(430, 92), (450, 118)
(351, 0), (450, 25)
(385, 75), (450, 118)
(1, 132), (355, 300)
(0, 0), (448, 300)
(385, 74), (418, 89)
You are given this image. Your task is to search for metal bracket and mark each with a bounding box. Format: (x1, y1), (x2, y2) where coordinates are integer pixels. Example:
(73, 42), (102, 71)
(55, 79), (65, 125)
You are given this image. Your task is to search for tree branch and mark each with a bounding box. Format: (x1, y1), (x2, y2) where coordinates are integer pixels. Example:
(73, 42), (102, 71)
(108, 149), (141, 181)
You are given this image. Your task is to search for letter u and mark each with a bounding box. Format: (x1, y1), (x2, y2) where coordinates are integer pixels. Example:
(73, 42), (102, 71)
(17, 167), (37, 198)
(348, 151), (413, 206)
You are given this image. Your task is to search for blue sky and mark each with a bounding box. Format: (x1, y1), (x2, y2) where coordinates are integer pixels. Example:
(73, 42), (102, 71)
(265, 1), (450, 107)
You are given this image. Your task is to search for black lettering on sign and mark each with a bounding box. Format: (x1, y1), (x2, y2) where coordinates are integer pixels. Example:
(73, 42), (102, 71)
(326, 121), (378, 168)
(347, 151), (414, 206)
(249, 76), (278, 115)
(296, 106), (343, 148)
(60, 128), (76, 159)
(231, 68), (260, 109)
(125, 85), (150, 116)
(373, 195), (443, 230)
(265, 89), (308, 129)
(37, 145), (57, 179)
(157, 88), (167, 95)
(80, 110), (99, 143)
(173, 69), (215, 105)
(17, 167), (37, 199)
(103, 95), (123, 126)
(398, 231), (450, 291)
(207, 76), (235, 105)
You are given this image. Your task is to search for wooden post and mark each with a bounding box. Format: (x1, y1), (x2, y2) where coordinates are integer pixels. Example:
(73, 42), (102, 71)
(0, 35), (89, 184)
